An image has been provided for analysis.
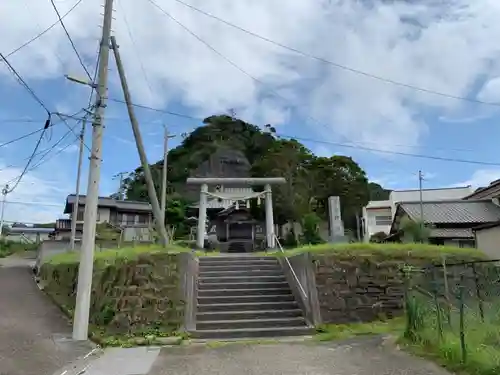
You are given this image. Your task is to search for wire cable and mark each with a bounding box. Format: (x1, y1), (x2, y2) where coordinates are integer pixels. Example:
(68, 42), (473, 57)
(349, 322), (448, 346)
(49, 0), (92, 80)
(54, 112), (92, 152)
(0, 52), (51, 114)
(6, 0), (83, 58)
(170, 0), (500, 108)
(118, 0), (155, 97)
(278, 133), (500, 167)
(0, 128), (50, 149)
(6, 115), (52, 193)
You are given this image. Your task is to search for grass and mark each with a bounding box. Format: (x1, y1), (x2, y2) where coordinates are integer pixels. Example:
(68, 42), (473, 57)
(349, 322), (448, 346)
(402, 297), (500, 375)
(0, 240), (37, 258)
(315, 317), (405, 342)
(44, 243), (210, 265)
(278, 242), (486, 260)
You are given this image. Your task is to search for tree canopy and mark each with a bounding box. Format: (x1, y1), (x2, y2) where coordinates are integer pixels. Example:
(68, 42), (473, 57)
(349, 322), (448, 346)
(122, 115), (388, 232)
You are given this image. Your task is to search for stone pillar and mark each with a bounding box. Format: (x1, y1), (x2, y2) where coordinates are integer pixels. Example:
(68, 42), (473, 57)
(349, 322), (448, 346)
(328, 196), (345, 243)
(196, 183), (208, 249)
(264, 184), (275, 249)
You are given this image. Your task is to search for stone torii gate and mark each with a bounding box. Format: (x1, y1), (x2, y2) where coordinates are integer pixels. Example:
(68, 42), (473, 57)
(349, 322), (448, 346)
(186, 177), (286, 249)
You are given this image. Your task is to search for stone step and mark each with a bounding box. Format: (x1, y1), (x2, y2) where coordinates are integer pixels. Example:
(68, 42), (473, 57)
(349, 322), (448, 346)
(199, 256), (277, 263)
(197, 293), (295, 304)
(199, 269), (284, 277)
(199, 264), (281, 272)
(190, 326), (313, 340)
(196, 309), (303, 321)
(196, 317), (307, 331)
(198, 281), (290, 291)
(197, 301), (299, 313)
(198, 287), (291, 297)
(199, 275), (287, 284)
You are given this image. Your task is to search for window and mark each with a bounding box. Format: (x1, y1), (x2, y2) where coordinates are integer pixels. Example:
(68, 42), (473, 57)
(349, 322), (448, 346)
(375, 215), (392, 226)
(117, 213), (125, 225)
(126, 214), (136, 225)
(77, 207), (85, 221)
(138, 214), (148, 224)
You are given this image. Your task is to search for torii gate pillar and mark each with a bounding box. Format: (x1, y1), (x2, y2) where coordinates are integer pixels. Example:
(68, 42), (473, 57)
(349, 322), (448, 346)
(187, 177), (286, 249)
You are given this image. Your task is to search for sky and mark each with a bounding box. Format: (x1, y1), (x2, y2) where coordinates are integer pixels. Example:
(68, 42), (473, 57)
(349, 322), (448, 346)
(2, 0), (500, 223)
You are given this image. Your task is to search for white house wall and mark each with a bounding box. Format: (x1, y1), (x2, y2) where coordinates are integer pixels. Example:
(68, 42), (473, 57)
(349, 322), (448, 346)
(362, 186), (473, 242)
(475, 227), (500, 259)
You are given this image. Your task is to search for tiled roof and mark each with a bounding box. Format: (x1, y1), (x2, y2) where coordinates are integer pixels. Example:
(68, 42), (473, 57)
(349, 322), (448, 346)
(399, 200), (500, 224)
(430, 228), (473, 238)
(64, 195), (152, 214)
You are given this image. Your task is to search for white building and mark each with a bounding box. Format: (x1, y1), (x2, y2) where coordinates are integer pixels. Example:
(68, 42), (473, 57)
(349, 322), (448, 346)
(362, 186), (473, 242)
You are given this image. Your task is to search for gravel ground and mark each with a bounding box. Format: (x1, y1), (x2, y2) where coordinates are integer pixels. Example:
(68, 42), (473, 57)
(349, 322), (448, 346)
(0, 257), (92, 375)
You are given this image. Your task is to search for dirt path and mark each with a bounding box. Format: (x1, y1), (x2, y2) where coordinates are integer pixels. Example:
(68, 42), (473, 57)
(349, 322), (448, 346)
(0, 256), (92, 375)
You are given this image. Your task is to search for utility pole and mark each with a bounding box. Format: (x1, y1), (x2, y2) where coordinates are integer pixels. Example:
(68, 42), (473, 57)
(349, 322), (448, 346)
(72, 0), (114, 341)
(110, 36), (169, 246)
(69, 118), (87, 251)
(0, 185), (9, 237)
(418, 170), (424, 241)
(160, 126), (175, 225)
(113, 172), (127, 200)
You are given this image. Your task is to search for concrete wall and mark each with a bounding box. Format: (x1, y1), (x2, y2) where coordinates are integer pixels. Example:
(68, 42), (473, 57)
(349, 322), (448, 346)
(475, 226), (500, 259)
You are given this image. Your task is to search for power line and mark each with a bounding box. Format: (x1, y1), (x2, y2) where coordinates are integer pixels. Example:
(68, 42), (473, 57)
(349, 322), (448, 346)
(3, 201), (61, 207)
(0, 52), (51, 114)
(6, 0), (83, 58)
(54, 112), (92, 152)
(118, 0), (155, 97)
(49, 0), (92, 80)
(0, 127), (49, 149)
(6, 116), (52, 193)
(171, 0), (500, 108)
(278, 133), (500, 167)
(108, 97), (202, 119)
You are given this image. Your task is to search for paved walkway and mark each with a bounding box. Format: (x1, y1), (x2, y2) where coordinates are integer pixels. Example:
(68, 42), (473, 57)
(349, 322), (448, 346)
(147, 337), (452, 375)
(0, 255), (93, 375)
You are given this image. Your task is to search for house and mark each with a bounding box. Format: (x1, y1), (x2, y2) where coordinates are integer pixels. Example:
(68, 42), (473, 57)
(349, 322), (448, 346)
(5, 226), (54, 243)
(461, 179), (500, 258)
(54, 194), (154, 243)
(362, 186), (473, 242)
(387, 200), (500, 247)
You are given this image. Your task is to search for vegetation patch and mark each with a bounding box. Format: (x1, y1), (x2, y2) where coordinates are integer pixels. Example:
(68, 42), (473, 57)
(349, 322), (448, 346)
(315, 317), (405, 342)
(40, 246), (190, 346)
(402, 262), (500, 375)
(0, 239), (37, 258)
(282, 242), (486, 261)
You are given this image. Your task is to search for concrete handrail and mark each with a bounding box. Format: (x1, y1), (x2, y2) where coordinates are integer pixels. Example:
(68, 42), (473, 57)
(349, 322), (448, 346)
(274, 234), (308, 301)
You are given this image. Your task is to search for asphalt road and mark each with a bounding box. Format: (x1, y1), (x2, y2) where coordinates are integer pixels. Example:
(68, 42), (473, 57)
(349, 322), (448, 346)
(0, 256), (92, 375)
(148, 337), (453, 375)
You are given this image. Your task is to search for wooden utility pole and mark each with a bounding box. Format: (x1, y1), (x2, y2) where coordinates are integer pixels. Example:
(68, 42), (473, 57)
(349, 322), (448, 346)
(73, 0), (114, 341)
(160, 126), (175, 224)
(110, 35), (169, 246)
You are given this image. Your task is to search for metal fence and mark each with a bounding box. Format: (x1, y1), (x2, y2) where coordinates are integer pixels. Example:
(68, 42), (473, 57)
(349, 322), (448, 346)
(403, 259), (500, 365)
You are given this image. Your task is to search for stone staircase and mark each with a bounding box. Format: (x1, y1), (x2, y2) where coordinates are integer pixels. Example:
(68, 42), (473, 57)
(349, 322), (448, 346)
(192, 255), (313, 339)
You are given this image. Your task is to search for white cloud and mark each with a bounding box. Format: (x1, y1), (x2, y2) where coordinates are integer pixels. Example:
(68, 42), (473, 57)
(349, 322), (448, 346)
(0, 163), (72, 224)
(2, 1), (500, 166)
(456, 169), (500, 189)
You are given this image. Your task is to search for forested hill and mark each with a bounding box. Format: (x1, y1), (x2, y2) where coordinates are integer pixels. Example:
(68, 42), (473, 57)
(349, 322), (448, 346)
(123, 115), (390, 230)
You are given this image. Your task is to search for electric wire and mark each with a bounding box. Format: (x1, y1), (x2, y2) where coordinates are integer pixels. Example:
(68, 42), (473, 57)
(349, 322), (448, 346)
(6, 0), (83, 58)
(118, 0), (155, 97)
(277, 133), (500, 167)
(170, 0), (500, 108)
(6, 116), (52, 193)
(0, 52), (51, 115)
(49, 0), (92, 80)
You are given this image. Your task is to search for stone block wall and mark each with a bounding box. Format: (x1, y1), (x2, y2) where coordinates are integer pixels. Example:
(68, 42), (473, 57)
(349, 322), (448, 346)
(40, 252), (184, 335)
(313, 255), (410, 323)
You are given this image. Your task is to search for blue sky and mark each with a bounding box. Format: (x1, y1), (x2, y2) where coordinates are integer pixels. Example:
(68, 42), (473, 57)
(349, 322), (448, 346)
(2, 0), (500, 223)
